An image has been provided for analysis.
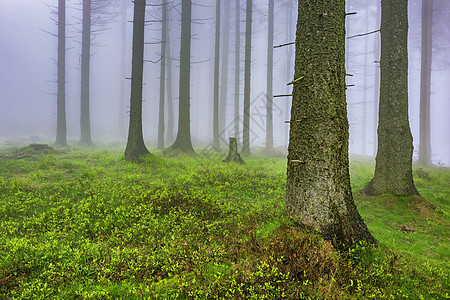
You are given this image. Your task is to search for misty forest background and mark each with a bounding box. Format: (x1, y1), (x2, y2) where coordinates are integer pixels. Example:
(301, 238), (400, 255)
(0, 0), (449, 165)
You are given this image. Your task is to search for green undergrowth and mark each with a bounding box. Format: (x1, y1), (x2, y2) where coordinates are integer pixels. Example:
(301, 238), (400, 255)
(0, 148), (448, 299)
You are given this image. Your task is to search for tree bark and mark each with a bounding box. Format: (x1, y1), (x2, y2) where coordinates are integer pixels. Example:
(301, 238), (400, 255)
(55, 0), (68, 147)
(286, 0), (376, 247)
(157, 2), (168, 150)
(80, 0), (93, 145)
(242, 0), (252, 155)
(119, 0), (127, 138)
(213, 0), (221, 151)
(418, 0), (433, 165)
(265, 0), (274, 152)
(223, 137), (244, 164)
(166, 22), (174, 143)
(362, 0), (418, 196)
(168, 0), (195, 154)
(124, 0), (150, 161)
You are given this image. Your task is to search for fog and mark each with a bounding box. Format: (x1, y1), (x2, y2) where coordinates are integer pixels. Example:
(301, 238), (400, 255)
(1, 0), (449, 165)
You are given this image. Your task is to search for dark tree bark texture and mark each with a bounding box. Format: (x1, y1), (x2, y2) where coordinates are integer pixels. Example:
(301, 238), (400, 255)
(80, 0), (93, 145)
(363, 0), (418, 196)
(124, 0), (150, 162)
(223, 137), (244, 164)
(169, 0), (195, 154)
(55, 0), (68, 147)
(286, 0), (376, 247)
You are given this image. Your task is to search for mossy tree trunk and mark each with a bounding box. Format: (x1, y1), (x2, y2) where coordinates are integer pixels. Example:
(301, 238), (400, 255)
(286, 0), (376, 247)
(169, 0), (195, 154)
(362, 0), (418, 196)
(223, 137), (244, 164)
(124, 0), (150, 162)
(55, 0), (67, 147)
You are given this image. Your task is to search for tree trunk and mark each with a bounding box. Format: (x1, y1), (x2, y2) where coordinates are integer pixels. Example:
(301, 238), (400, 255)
(286, 0), (376, 247)
(157, 2), (168, 150)
(361, 6), (369, 156)
(166, 23), (174, 143)
(265, 0), (274, 152)
(242, 0), (252, 155)
(223, 137), (244, 164)
(55, 0), (68, 147)
(373, 1), (380, 156)
(362, 0), (418, 196)
(80, 0), (93, 145)
(219, 0), (231, 137)
(168, 0), (195, 154)
(418, 0), (433, 165)
(284, 1), (294, 147)
(234, 0), (241, 143)
(213, 0), (221, 151)
(119, 0), (127, 138)
(124, 0), (150, 162)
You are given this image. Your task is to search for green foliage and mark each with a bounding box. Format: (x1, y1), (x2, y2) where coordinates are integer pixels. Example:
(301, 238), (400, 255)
(0, 150), (448, 298)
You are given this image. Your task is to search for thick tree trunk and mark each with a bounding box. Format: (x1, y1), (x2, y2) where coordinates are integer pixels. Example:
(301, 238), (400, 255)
(234, 0), (240, 143)
(242, 0), (252, 155)
(157, 2), (168, 150)
(223, 137), (244, 164)
(418, 0), (433, 165)
(362, 0), (418, 196)
(286, 0), (376, 247)
(265, 0), (274, 152)
(124, 0), (150, 161)
(219, 0), (231, 137)
(80, 0), (93, 145)
(55, 0), (67, 147)
(213, 0), (221, 151)
(169, 0), (195, 153)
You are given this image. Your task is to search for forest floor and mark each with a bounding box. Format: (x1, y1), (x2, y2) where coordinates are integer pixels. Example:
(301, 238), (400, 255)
(0, 146), (448, 299)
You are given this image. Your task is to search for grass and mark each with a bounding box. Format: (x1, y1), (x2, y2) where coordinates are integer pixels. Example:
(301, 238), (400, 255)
(0, 147), (448, 299)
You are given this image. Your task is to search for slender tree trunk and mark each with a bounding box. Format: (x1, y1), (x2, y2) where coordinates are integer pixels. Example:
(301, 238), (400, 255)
(242, 0), (252, 155)
(157, 2), (168, 150)
(166, 32), (174, 143)
(169, 0), (194, 153)
(119, 0), (127, 138)
(418, 0), (433, 165)
(124, 0), (150, 161)
(234, 0), (241, 143)
(265, 0), (274, 151)
(362, 6), (369, 156)
(373, 1), (380, 157)
(213, 0), (221, 150)
(286, 0), (376, 248)
(219, 0), (231, 137)
(80, 0), (93, 145)
(285, 1), (294, 147)
(55, 0), (67, 147)
(362, 0), (418, 196)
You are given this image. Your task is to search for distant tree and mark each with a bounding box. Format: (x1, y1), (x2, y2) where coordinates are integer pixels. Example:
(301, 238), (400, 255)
(285, 0), (376, 247)
(213, 0), (221, 150)
(418, 0), (433, 165)
(219, 0), (231, 137)
(362, 0), (418, 196)
(242, 0), (252, 155)
(55, 0), (68, 147)
(157, 1), (168, 150)
(234, 0), (241, 142)
(79, 0), (93, 145)
(168, 0), (195, 154)
(265, 0), (274, 152)
(124, 0), (150, 161)
(119, 0), (129, 137)
(166, 29), (174, 143)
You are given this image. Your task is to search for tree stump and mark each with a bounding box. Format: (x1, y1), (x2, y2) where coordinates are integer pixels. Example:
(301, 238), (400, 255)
(223, 137), (244, 164)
